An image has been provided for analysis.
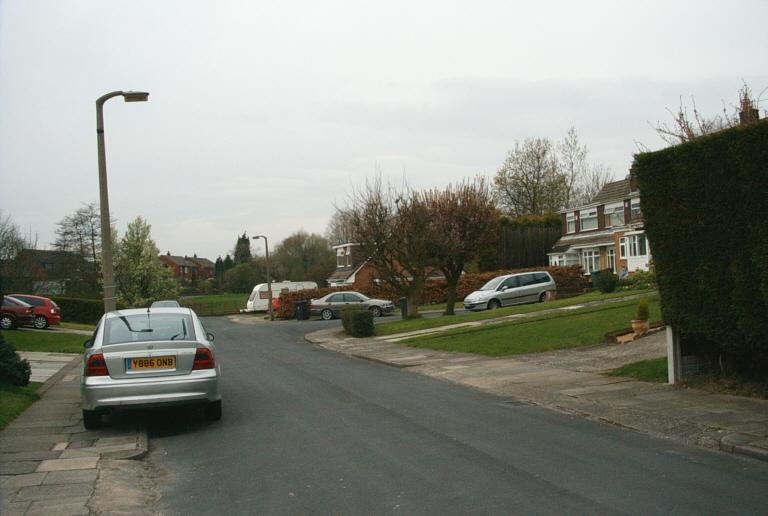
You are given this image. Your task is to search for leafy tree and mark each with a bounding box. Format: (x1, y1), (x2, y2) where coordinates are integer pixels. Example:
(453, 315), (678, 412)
(223, 254), (234, 271)
(272, 231), (335, 286)
(114, 217), (178, 306)
(233, 233), (252, 264)
(348, 177), (433, 318)
(223, 258), (267, 293)
(494, 137), (565, 217)
(422, 177), (500, 315)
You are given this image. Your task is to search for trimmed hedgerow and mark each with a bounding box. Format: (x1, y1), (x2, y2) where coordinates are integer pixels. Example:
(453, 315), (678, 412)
(276, 266), (587, 319)
(341, 304), (366, 333)
(52, 297), (104, 324)
(633, 119), (768, 373)
(592, 269), (618, 293)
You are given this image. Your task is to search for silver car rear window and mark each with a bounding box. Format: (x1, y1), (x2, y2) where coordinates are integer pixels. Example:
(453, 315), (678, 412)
(103, 313), (196, 345)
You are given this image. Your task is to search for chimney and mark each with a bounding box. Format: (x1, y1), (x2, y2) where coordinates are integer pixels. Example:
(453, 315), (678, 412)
(629, 165), (639, 193)
(739, 89), (760, 125)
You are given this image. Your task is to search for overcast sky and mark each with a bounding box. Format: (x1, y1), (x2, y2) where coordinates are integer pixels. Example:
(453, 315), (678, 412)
(1, 0), (766, 260)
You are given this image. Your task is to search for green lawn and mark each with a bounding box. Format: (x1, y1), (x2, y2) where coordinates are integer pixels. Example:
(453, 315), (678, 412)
(3, 330), (86, 354)
(377, 289), (654, 336)
(0, 382), (42, 430)
(180, 293), (248, 316)
(402, 297), (662, 357)
(607, 357), (668, 382)
(60, 322), (96, 331)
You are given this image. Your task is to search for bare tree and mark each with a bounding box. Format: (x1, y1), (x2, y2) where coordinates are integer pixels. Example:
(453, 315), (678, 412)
(54, 203), (102, 264)
(494, 138), (565, 217)
(653, 83), (764, 145)
(347, 177), (432, 318)
(325, 208), (356, 246)
(558, 127), (612, 208)
(0, 211), (38, 293)
(422, 177), (499, 315)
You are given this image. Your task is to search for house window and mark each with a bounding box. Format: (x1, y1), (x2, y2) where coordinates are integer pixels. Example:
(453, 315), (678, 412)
(581, 248), (600, 274)
(566, 213), (576, 233)
(625, 234), (648, 257)
(630, 199), (642, 219)
(607, 247), (616, 271)
(580, 209), (598, 231)
(604, 207), (624, 227)
(619, 237), (627, 259)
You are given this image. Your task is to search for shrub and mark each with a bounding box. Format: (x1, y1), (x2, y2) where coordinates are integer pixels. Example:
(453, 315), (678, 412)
(0, 333), (31, 386)
(347, 310), (374, 338)
(592, 269), (618, 293)
(635, 299), (649, 321)
(620, 269), (656, 290)
(341, 305), (365, 333)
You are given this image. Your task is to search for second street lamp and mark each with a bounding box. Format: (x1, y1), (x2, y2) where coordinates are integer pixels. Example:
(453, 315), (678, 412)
(252, 235), (273, 321)
(96, 90), (150, 313)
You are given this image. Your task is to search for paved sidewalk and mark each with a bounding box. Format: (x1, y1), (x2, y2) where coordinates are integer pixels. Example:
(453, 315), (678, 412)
(306, 327), (768, 463)
(1, 355), (149, 515)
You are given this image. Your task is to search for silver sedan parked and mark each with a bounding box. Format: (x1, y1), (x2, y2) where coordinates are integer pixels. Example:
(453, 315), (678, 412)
(310, 291), (394, 320)
(81, 307), (221, 429)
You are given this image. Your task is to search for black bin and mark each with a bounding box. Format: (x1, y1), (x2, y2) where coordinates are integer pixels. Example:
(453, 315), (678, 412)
(294, 300), (310, 320)
(399, 297), (408, 320)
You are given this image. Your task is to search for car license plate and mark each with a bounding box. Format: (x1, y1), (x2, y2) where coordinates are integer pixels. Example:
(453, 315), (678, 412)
(126, 356), (176, 371)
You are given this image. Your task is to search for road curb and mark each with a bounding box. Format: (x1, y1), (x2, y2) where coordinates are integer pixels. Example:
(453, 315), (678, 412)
(102, 427), (150, 460)
(36, 353), (82, 396)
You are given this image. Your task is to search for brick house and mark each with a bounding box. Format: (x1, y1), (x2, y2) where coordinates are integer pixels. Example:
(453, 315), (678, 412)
(548, 171), (651, 275)
(159, 253), (215, 281)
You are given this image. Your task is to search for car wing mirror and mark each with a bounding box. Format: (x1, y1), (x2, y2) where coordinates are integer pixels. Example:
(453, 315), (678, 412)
(83, 339), (93, 349)
(206, 332), (215, 342)
(499, 286), (508, 292)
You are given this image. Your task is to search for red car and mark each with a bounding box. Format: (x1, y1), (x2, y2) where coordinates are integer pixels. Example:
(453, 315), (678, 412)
(9, 294), (61, 329)
(1, 296), (36, 330)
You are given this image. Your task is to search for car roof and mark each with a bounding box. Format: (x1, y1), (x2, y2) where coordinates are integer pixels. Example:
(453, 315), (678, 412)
(4, 295), (32, 306)
(10, 294), (49, 300)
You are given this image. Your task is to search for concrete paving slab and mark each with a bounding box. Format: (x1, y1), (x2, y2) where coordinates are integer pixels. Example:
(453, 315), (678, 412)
(0, 500), (30, 516)
(24, 496), (90, 516)
(15, 482), (92, 501)
(0, 472), (47, 488)
(0, 451), (61, 462)
(43, 469), (98, 485)
(0, 461), (40, 474)
(36, 456), (98, 472)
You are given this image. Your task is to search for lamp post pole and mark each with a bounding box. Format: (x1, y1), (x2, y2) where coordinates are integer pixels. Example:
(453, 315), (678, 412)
(96, 91), (149, 313)
(253, 235), (273, 321)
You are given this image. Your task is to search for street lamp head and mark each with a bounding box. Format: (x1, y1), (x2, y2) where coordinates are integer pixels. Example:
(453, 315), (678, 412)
(252, 235), (266, 240)
(122, 91), (149, 102)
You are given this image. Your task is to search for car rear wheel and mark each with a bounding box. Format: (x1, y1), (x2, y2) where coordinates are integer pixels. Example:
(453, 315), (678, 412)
(538, 292), (547, 303)
(487, 299), (501, 310)
(33, 315), (49, 329)
(369, 306), (382, 317)
(0, 315), (14, 330)
(205, 400), (222, 421)
(82, 409), (102, 430)
(321, 309), (334, 320)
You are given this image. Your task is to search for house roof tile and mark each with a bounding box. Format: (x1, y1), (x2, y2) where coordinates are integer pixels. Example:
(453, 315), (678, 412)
(590, 178), (631, 205)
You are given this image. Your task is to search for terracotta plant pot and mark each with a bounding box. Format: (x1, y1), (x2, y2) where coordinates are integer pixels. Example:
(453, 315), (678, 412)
(631, 319), (649, 337)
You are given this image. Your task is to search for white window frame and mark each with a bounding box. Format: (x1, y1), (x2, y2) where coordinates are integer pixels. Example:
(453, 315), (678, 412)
(630, 198), (642, 218)
(625, 233), (648, 257)
(579, 209), (598, 231)
(581, 248), (600, 274)
(607, 247), (616, 271)
(604, 202), (625, 227)
(619, 237), (627, 259)
(566, 213), (576, 234)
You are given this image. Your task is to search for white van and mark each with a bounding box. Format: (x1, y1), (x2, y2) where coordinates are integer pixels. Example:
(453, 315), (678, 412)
(244, 281), (318, 312)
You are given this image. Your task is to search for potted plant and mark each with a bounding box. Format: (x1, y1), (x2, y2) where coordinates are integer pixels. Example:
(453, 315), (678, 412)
(631, 299), (650, 336)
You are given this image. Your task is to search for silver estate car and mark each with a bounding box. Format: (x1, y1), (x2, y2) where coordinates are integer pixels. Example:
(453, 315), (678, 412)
(463, 271), (556, 311)
(81, 307), (221, 429)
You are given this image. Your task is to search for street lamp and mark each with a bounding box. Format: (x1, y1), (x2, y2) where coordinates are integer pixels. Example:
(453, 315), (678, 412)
(252, 235), (273, 321)
(96, 90), (149, 312)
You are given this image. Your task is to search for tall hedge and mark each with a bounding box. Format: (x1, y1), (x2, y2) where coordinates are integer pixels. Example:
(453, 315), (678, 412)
(633, 119), (768, 372)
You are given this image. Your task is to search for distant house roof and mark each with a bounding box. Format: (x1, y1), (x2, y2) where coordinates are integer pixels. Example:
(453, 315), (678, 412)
(19, 249), (76, 266)
(327, 266), (356, 283)
(590, 178), (631, 205)
(190, 256), (215, 268)
(161, 254), (199, 268)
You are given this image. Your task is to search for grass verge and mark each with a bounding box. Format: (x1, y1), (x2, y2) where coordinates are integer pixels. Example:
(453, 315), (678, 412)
(607, 357), (668, 382)
(60, 322), (96, 331)
(402, 297), (661, 357)
(377, 289), (654, 336)
(0, 382), (42, 430)
(3, 330), (85, 354)
(181, 293), (248, 316)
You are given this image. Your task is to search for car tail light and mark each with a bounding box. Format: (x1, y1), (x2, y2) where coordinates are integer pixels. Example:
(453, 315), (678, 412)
(50, 308), (56, 314)
(192, 347), (215, 370)
(85, 354), (108, 376)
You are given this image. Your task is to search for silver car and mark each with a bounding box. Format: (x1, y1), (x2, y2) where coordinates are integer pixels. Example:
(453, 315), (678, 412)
(81, 307), (221, 429)
(463, 271), (556, 311)
(310, 291), (394, 320)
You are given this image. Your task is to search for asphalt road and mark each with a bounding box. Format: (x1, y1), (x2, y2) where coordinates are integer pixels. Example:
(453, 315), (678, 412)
(145, 316), (768, 515)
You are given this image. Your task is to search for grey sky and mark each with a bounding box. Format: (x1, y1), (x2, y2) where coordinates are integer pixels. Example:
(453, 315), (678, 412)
(1, 0), (766, 260)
